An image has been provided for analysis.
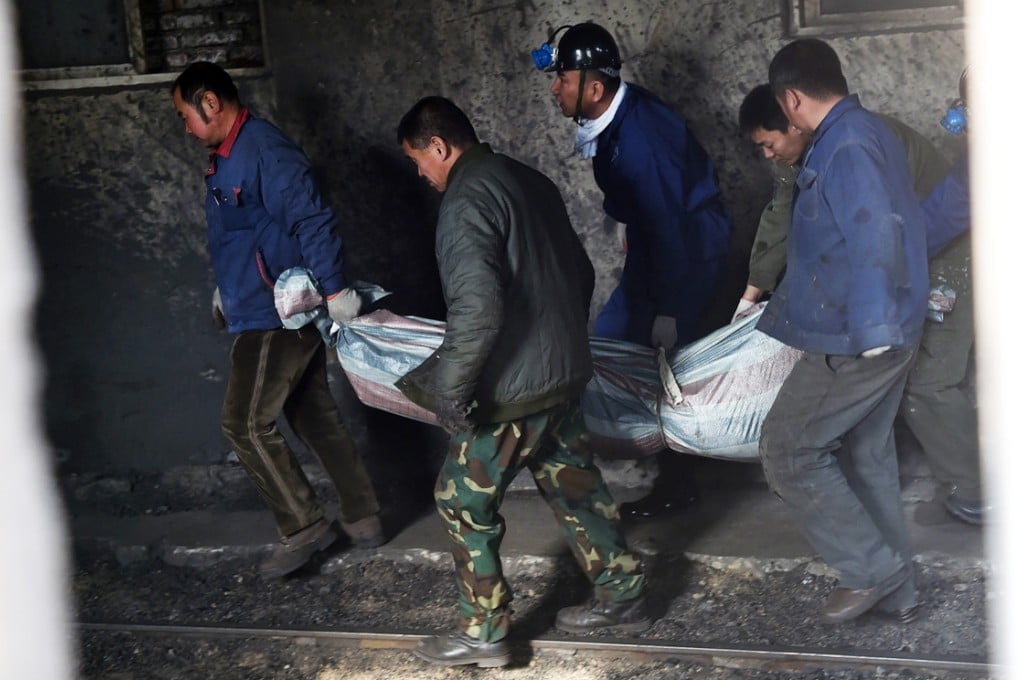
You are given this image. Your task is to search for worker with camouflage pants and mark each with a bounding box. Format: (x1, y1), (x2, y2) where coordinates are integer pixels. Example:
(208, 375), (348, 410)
(394, 96), (652, 669)
(436, 401), (645, 644)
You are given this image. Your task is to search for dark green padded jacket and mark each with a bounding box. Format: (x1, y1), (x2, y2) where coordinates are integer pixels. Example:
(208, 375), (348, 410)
(397, 144), (596, 424)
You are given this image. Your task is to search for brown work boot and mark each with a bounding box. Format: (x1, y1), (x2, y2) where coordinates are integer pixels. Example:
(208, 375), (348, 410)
(340, 514), (386, 549)
(820, 566), (909, 623)
(259, 518), (336, 579)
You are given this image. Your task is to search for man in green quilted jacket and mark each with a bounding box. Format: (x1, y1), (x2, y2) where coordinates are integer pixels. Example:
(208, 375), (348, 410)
(395, 96), (653, 668)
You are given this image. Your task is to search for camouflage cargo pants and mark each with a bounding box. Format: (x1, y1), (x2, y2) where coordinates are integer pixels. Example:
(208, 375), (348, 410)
(434, 399), (646, 642)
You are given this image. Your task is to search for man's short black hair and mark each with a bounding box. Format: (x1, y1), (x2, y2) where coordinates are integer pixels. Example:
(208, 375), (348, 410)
(585, 69), (621, 97)
(768, 38), (849, 100)
(172, 61), (240, 119)
(397, 96), (479, 150)
(739, 84), (790, 135)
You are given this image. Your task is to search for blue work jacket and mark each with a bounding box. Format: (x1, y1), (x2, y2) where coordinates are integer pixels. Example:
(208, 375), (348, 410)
(757, 95), (928, 355)
(592, 85), (731, 320)
(923, 150), (970, 258)
(205, 110), (346, 333)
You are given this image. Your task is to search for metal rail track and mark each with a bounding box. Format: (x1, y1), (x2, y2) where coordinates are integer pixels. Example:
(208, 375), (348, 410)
(80, 621), (993, 675)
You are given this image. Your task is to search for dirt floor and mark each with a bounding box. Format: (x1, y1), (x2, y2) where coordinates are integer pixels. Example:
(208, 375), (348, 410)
(74, 539), (989, 678)
(65, 422), (991, 679)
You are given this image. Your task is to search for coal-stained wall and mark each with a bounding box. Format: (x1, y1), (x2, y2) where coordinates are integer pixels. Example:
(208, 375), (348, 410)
(23, 0), (965, 473)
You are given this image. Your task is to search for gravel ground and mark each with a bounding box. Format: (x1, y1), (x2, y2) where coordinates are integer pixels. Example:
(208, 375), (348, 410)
(74, 542), (989, 678)
(66, 427), (991, 679)
(78, 631), (986, 680)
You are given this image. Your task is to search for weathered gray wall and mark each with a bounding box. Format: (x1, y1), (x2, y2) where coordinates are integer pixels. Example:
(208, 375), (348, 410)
(24, 1), (965, 473)
(24, 79), (277, 472)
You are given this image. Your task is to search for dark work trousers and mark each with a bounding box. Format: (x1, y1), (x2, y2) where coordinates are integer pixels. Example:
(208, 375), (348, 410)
(221, 328), (380, 538)
(760, 347), (918, 609)
(900, 237), (980, 501)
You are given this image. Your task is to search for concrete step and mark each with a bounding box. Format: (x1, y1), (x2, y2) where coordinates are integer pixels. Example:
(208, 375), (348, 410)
(70, 478), (986, 578)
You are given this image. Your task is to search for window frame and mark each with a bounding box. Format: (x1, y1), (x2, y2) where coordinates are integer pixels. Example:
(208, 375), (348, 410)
(19, 0), (269, 92)
(788, 0), (964, 37)
(19, 0), (146, 82)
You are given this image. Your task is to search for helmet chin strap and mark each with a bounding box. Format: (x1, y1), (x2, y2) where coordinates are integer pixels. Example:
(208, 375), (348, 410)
(573, 70), (587, 125)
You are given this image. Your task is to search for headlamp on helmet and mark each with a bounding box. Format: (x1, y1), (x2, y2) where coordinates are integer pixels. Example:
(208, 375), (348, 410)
(940, 101), (967, 135)
(939, 67), (970, 136)
(532, 25), (571, 71)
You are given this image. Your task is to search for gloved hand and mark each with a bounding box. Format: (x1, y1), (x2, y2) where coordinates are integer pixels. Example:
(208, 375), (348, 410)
(326, 288), (361, 324)
(650, 315), (678, 350)
(434, 397), (471, 435)
(731, 298), (756, 323)
(212, 287), (226, 329)
(615, 222), (628, 253)
(861, 345), (892, 358)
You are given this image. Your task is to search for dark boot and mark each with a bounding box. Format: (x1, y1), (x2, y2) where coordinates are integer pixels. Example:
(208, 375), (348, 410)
(340, 514), (386, 549)
(413, 632), (510, 668)
(620, 452), (699, 519)
(259, 518), (336, 579)
(555, 595), (654, 634)
(943, 490), (985, 525)
(915, 488), (985, 526)
(872, 580), (923, 623)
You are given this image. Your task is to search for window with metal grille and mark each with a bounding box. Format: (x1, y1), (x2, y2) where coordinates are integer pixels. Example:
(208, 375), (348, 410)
(788, 0), (963, 36)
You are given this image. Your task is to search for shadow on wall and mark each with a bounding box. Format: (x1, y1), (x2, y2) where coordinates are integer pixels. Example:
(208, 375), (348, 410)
(331, 144), (447, 321)
(266, 84), (447, 321)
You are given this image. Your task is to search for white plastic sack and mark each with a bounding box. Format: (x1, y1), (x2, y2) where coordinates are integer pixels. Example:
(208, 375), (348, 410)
(334, 307), (801, 462)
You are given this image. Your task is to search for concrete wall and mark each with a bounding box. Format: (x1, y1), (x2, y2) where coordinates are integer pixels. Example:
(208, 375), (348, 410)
(23, 0), (965, 473)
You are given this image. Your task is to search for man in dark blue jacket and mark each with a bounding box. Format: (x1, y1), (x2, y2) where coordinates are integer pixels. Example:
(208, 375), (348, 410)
(909, 71), (983, 526)
(759, 39), (929, 624)
(171, 62), (383, 578)
(535, 22), (732, 517)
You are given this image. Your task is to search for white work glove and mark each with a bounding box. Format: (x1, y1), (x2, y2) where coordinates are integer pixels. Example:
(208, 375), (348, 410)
(861, 345), (892, 358)
(326, 287), (361, 324)
(731, 298), (756, 323)
(615, 223), (628, 252)
(211, 287), (226, 329)
(650, 314), (678, 350)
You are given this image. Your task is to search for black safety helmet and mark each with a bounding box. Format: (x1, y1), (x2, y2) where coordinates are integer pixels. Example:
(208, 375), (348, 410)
(549, 22), (622, 76)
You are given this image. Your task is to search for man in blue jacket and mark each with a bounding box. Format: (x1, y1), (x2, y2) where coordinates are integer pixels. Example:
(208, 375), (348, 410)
(759, 40), (929, 624)
(534, 22), (732, 517)
(909, 70), (983, 526)
(171, 62), (383, 578)
(737, 83), (982, 528)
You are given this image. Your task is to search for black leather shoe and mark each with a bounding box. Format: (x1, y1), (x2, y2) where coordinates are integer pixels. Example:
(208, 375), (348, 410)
(873, 581), (923, 624)
(875, 602), (923, 624)
(413, 632), (510, 668)
(820, 567), (910, 623)
(943, 492), (985, 526)
(555, 595), (654, 634)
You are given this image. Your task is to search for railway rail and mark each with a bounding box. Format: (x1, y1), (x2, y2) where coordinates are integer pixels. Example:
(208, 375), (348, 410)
(80, 620), (993, 676)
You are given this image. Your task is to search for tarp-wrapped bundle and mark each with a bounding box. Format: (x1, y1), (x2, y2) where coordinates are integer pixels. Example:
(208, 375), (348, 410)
(333, 308), (802, 463)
